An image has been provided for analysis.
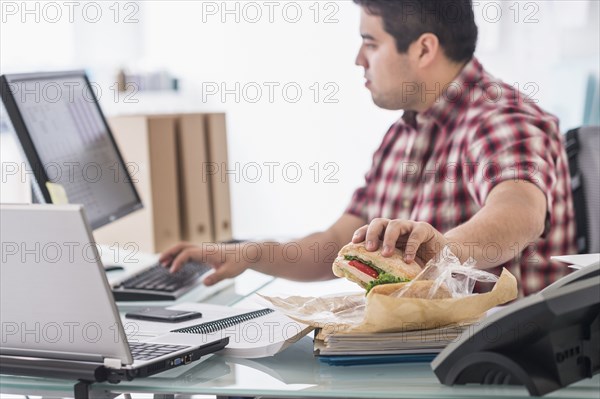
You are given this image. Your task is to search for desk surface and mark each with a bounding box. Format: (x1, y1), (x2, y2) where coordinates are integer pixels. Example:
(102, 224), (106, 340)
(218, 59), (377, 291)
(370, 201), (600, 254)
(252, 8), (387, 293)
(3, 335), (598, 399)
(1, 267), (599, 399)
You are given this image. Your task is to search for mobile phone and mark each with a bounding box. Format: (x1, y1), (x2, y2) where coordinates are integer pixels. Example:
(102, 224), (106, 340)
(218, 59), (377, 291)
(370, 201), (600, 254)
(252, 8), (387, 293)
(125, 308), (203, 323)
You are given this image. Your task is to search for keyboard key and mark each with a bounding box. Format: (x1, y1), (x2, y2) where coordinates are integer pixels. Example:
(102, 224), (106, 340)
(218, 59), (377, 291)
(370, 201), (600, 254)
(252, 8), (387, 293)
(129, 341), (190, 361)
(113, 261), (212, 301)
(116, 262), (210, 291)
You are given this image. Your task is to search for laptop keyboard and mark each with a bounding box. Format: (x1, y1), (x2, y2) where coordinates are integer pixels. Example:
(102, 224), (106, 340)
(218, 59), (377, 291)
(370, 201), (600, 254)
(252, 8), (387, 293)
(112, 261), (212, 301)
(128, 342), (189, 361)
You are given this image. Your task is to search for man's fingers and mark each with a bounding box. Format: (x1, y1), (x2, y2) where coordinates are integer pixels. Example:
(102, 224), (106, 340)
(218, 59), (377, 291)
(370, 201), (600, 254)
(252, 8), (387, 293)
(159, 242), (193, 266)
(364, 218), (389, 251)
(352, 225), (369, 243)
(381, 220), (412, 256)
(204, 264), (239, 286)
(169, 248), (199, 274)
(404, 222), (429, 262)
(203, 267), (228, 286)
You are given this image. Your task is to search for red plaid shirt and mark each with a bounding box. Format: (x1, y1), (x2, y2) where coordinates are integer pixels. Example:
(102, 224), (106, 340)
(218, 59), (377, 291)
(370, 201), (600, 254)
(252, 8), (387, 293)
(346, 57), (576, 296)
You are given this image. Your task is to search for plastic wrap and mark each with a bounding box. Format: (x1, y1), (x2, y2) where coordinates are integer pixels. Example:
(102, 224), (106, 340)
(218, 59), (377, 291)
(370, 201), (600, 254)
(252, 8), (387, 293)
(390, 246), (499, 299)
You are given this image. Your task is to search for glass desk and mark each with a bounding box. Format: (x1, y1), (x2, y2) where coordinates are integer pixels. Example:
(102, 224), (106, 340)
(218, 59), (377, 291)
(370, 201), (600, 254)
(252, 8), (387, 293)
(1, 276), (599, 399)
(3, 334), (598, 399)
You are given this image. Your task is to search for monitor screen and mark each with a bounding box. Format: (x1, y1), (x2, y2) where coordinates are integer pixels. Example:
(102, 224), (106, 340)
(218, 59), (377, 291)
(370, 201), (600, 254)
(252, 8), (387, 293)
(0, 71), (142, 229)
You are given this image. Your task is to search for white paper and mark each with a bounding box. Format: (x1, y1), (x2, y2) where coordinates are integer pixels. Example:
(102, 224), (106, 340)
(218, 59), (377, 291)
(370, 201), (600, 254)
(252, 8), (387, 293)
(122, 303), (313, 358)
(551, 254), (600, 269)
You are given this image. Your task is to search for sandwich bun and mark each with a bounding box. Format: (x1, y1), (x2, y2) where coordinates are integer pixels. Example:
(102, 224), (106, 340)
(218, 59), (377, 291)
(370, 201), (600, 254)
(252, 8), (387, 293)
(332, 242), (422, 289)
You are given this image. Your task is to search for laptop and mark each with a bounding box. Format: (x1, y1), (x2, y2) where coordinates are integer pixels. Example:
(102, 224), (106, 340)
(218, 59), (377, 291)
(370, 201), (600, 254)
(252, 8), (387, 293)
(0, 204), (229, 382)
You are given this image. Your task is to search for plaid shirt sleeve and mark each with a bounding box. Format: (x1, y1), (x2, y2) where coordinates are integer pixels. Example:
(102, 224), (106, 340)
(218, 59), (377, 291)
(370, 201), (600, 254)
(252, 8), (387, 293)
(462, 111), (561, 235)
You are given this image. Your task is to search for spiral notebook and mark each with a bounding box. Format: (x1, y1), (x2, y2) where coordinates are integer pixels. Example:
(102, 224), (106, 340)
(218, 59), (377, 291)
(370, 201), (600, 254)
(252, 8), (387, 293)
(121, 303), (313, 358)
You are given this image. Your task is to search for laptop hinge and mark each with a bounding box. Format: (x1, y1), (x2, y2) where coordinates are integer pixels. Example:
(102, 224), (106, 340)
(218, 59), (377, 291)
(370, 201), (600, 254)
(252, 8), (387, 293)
(103, 357), (122, 369)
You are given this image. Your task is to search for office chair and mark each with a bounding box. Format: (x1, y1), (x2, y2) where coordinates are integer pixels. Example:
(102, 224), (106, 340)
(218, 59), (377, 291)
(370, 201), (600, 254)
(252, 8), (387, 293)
(583, 74), (599, 126)
(566, 126), (600, 253)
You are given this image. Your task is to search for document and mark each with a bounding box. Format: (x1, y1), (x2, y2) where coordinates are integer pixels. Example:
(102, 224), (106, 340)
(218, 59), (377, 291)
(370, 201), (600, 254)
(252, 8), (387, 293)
(121, 303), (313, 358)
(552, 254), (600, 269)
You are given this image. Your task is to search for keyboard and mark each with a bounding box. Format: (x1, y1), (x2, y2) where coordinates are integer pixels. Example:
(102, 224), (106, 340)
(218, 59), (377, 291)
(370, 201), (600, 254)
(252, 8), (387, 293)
(112, 261), (212, 301)
(128, 342), (189, 361)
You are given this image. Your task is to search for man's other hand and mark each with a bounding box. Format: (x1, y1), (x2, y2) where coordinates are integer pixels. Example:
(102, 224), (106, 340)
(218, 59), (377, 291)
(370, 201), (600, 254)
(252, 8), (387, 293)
(159, 242), (253, 286)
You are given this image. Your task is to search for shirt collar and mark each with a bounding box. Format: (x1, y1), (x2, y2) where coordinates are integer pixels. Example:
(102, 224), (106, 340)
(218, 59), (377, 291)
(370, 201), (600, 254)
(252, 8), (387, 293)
(410, 57), (484, 128)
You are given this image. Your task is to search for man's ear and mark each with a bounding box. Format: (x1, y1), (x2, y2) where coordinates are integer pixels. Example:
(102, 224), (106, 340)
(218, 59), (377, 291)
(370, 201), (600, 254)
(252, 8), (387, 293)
(410, 33), (440, 68)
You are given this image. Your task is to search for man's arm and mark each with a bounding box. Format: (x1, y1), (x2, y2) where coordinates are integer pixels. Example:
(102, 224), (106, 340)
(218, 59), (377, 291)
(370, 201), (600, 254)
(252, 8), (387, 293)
(444, 179), (547, 269)
(249, 213), (367, 281)
(161, 213), (367, 285)
(352, 180), (547, 270)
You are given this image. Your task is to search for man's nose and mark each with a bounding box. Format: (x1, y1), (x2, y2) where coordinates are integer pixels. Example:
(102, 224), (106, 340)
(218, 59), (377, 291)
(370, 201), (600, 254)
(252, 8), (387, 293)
(355, 52), (367, 68)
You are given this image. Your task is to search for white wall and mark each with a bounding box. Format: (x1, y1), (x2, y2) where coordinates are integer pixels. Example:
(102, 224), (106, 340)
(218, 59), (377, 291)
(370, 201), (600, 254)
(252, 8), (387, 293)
(1, 0), (598, 240)
(473, 0), (599, 130)
(135, 1), (397, 239)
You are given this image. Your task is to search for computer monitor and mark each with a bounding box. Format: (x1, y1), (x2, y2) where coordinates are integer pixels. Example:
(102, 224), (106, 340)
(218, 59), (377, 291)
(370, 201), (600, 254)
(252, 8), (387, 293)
(0, 71), (142, 229)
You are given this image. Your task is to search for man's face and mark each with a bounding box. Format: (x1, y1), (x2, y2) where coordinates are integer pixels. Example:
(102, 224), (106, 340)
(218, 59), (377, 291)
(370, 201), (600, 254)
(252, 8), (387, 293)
(355, 9), (420, 111)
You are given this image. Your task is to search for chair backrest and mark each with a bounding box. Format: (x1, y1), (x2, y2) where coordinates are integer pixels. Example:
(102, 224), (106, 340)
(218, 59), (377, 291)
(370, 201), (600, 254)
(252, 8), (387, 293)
(566, 126), (600, 253)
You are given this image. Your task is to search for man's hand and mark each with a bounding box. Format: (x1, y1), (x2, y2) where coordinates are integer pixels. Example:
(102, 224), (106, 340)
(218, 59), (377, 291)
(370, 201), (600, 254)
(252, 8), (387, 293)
(158, 214), (366, 284)
(352, 218), (449, 267)
(159, 242), (255, 286)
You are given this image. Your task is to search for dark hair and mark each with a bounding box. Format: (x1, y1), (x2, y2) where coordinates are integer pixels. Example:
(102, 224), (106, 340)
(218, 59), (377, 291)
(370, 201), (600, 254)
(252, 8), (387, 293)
(353, 0), (478, 62)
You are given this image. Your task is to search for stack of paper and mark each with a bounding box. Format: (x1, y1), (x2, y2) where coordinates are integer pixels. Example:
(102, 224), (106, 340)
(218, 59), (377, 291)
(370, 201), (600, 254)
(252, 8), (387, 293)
(551, 254), (600, 270)
(314, 324), (470, 356)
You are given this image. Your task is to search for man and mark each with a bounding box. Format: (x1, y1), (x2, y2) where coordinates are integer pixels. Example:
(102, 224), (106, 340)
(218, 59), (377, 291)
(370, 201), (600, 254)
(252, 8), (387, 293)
(161, 0), (576, 297)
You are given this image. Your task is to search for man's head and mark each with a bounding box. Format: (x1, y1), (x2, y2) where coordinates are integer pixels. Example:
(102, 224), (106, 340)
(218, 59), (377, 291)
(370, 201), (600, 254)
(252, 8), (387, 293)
(354, 0), (478, 111)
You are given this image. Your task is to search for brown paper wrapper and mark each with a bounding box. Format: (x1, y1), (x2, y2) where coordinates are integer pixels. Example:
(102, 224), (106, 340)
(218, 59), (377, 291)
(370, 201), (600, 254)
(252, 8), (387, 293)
(259, 268), (517, 337)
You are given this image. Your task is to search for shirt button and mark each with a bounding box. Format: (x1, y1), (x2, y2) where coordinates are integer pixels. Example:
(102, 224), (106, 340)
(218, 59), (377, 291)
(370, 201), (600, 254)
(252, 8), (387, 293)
(403, 199), (411, 208)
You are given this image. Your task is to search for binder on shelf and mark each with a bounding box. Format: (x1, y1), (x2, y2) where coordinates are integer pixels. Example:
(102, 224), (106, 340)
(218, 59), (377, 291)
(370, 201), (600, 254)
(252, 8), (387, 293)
(94, 115), (181, 253)
(94, 112), (233, 251)
(204, 113), (233, 242)
(176, 114), (214, 244)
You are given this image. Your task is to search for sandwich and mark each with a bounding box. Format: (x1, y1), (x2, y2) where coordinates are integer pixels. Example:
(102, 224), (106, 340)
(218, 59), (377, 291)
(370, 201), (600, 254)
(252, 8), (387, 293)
(332, 243), (422, 293)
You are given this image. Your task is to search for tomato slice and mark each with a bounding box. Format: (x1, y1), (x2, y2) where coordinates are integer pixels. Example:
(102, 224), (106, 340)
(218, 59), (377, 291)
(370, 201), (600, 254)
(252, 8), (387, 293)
(348, 260), (379, 278)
